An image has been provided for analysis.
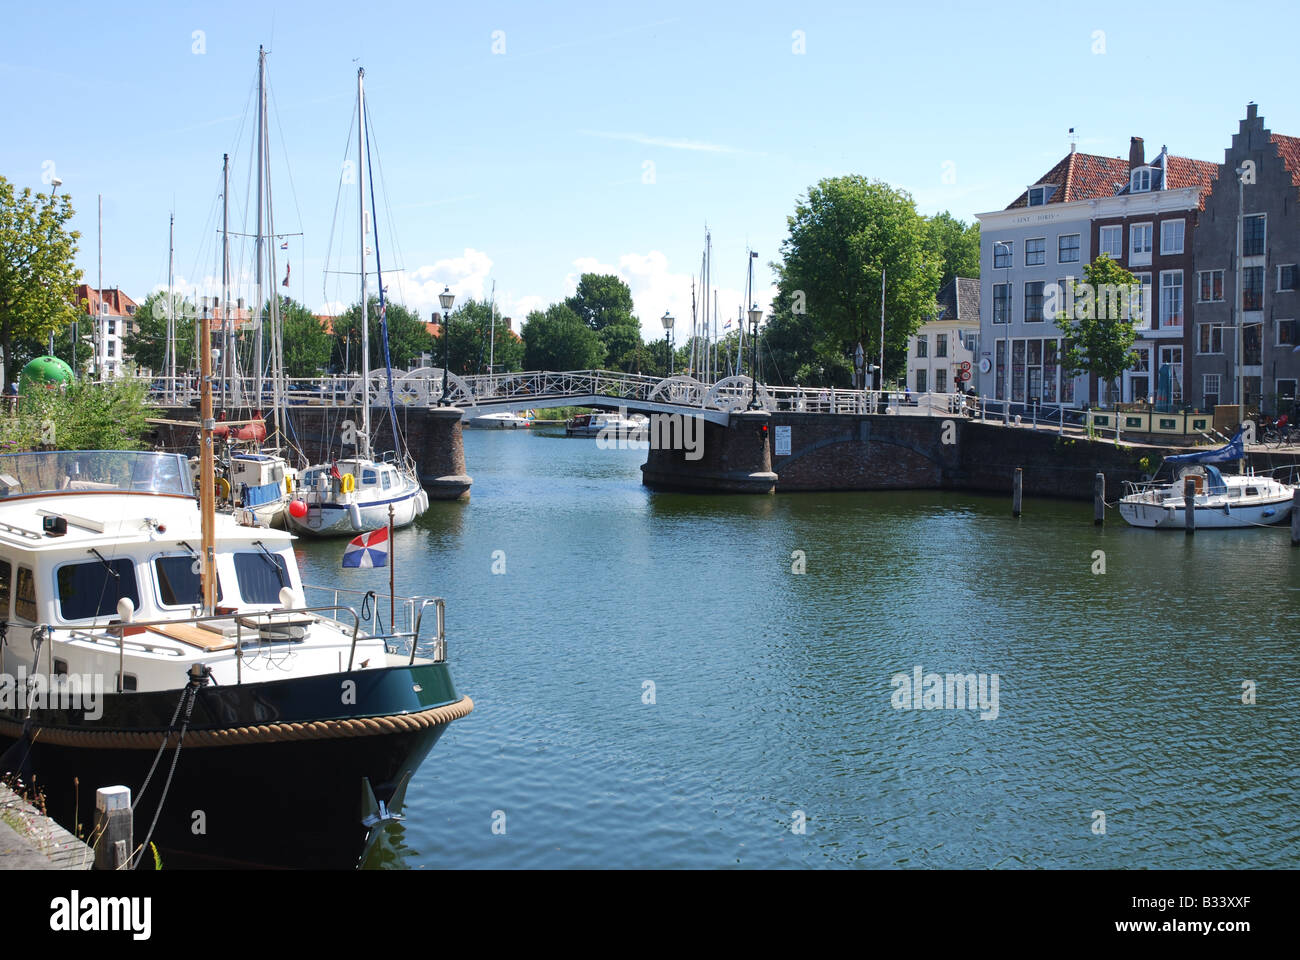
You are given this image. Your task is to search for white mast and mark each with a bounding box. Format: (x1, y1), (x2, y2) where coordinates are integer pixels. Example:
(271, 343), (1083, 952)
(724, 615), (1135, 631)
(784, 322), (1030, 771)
(167, 212), (175, 402)
(221, 154), (231, 411)
(357, 67), (371, 457)
(254, 45), (266, 412)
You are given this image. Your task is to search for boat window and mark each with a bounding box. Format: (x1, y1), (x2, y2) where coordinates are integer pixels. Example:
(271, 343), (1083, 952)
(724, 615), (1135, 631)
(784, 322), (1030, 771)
(1246, 487), (1259, 496)
(15, 567), (37, 621)
(154, 555), (222, 607)
(0, 560), (10, 618)
(362, 470), (377, 486)
(233, 551), (289, 604)
(381, 471), (392, 490)
(56, 558), (140, 621)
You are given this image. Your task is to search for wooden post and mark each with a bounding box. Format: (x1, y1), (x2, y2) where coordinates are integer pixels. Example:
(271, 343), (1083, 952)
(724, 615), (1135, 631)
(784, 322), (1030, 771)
(94, 785), (132, 870)
(1012, 467), (1023, 517)
(1184, 477), (1197, 535)
(1094, 473), (1105, 525)
(1291, 488), (1300, 546)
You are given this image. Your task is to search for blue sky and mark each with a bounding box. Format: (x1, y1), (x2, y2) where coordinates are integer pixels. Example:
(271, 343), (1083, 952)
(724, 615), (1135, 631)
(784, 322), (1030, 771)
(2, 0), (1296, 341)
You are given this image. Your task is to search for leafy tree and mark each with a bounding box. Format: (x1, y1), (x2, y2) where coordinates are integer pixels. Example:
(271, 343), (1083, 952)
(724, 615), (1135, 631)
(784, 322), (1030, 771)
(1053, 254), (1141, 402)
(0, 178), (82, 389)
(124, 291), (197, 373)
(927, 212), (980, 287)
(565, 273), (636, 332)
(278, 298), (332, 378)
(598, 316), (643, 372)
(761, 297), (853, 387)
(522, 304), (605, 370)
(331, 298), (433, 372)
(432, 298), (525, 375)
(9, 378), (156, 450)
(776, 176), (938, 386)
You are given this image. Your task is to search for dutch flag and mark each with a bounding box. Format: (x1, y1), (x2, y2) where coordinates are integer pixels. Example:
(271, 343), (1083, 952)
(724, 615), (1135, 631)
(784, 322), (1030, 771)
(342, 528), (388, 568)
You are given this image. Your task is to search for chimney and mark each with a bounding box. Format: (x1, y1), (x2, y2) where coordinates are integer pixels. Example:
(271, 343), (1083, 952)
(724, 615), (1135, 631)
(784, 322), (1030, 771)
(1129, 137), (1145, 170)
(1247, 102), (1258, 121)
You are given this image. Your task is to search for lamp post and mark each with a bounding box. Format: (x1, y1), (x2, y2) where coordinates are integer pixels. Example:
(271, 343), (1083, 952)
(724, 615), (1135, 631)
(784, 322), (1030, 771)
(48, 177), (63, 358)
(994, 240), (1013, 424)
(746, 303), (762, 409)
(660, 310), (675, 376)
(438, 286), (455, 406)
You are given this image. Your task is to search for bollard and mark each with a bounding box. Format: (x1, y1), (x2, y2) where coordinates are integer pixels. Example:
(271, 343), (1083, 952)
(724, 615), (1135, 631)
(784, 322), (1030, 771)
(1012, 467), (1023, 517)
(1292, 488), (1300, 546)
(94, 785), (132, 870)
(1184, 477), (1197, 535)
(1094, 473), (1105, 526)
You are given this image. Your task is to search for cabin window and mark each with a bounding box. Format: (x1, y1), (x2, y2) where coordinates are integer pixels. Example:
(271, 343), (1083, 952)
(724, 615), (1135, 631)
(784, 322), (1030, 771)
(362, 470), (377, 486)
(15, 567), (37, 621)
(56, 558), (140, 621)
(121, 674), (138, 692)
(1246, 487), (1259, 496)
(381, 471), (392, 490)
(233, 551), (289, 604)
(154, 555), (221, 607)
(0, 560), (10, 618)
(53, 658), (68, 676)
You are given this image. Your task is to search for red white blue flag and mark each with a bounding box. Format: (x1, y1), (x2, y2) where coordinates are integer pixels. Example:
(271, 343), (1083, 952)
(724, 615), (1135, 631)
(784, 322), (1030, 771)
(342, 527), (388, 568)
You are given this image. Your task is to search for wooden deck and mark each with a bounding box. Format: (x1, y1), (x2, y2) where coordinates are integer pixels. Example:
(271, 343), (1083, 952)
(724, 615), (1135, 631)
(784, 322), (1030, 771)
(0, 784), (93, 870)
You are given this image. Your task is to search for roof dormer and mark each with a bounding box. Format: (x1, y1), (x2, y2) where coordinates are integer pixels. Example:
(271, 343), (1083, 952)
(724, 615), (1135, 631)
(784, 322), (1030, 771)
(1130, 166), (1153, 193)
(1027, 184), (1057, 207)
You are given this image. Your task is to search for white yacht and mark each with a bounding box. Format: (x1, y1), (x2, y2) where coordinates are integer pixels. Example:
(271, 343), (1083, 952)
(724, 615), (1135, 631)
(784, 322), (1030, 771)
(292, 456), (429, 536)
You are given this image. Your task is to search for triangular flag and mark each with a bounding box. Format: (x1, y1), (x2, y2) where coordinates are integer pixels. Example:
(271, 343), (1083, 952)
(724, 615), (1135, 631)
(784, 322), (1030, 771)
(342, 527), (388, 568)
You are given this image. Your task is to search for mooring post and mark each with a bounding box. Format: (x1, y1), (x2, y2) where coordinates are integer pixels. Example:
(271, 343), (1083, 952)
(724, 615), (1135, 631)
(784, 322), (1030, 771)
(1094, 473), (1105, 525)
(94, 785), (132, 870)
(1184, 477), (1197, 535)
(1012, 467), (1023, 517)
(1291, 488), (1300, 546)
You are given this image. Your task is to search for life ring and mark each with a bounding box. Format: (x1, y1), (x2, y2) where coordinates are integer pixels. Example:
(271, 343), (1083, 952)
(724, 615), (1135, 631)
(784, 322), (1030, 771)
(340, 473), (356, 494)
(215, 476), (231, 500)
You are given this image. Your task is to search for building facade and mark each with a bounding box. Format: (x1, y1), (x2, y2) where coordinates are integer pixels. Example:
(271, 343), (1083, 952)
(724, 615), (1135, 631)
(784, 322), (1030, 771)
(1189, 103), (1300, 416)
(907, 277), (979, 394)
(74, 285), (140, 378)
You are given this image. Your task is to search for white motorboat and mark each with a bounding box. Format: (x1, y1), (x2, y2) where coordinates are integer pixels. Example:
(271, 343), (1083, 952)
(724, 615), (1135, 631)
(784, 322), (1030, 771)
(291, 456), (429, 536)
(565, 411), (648, 438)
(465, 410), (533, 429)
(1118, 428), (1296, 529)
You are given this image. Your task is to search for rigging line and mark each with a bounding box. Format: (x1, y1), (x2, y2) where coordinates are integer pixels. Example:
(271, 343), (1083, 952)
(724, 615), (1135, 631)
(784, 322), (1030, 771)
(362, 99), (407, 309)
(264, 65), (307, 262)
(321, 94), (358, 308)
(363, 97), (403, 451)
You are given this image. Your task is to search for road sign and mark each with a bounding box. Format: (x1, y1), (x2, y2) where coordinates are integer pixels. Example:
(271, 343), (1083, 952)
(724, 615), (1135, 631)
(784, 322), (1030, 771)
(958, 370), (971, 382)
(960, 361), (971, 371)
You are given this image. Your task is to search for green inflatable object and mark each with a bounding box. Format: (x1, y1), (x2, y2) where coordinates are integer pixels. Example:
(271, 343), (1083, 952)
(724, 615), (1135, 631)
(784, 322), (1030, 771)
(19, 355), (74, 393)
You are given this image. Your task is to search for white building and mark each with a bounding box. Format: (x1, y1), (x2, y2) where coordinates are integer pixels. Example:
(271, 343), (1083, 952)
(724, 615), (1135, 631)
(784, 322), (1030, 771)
(907, 278), (979, 395)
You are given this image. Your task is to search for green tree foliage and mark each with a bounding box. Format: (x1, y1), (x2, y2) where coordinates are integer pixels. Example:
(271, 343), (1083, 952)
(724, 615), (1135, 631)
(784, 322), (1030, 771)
(9, 323), (94, 380)
(124, 291), (197, 373)
(775, 176), (939, 386)
(926, 211), (981, 287)
(331, 298), (433, 371)
(522, 304), (605, 371)
(0, 178), (82, 389)
(2, 379), (156, 451)
(565, 273), (645, 370)
(278, 298), (332, 378)
(1053, 254), (1141, 393)
(431, 298), (525, 375)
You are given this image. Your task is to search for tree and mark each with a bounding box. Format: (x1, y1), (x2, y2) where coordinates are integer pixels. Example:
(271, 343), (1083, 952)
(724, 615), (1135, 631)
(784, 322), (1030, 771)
(927, 212), (980, 287)
(598, 316), (643, 371)
(331, 298), (433, 372)
(565, 273), (636, 331)
(12, 378), (156, 450)
(278, 298), (332, 378)
(9, 323), (94, 380)
(431, 298), (525, 375)
(776, 176), (938, 386)
(522, 304), (605, 370)
(124, 291), (197, 373)
(0, 178), (82, 389)
(1053, 254), (1141, 405)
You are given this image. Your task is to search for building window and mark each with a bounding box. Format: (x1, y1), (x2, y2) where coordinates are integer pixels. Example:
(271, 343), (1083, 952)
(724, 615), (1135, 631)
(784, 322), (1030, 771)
(1198, 270), (1224, 302)
(107, 341), (115, 357)
(1130, 223), (1153, 265)
(993, 242), (1013, 269)
(934, 370), (946, 393)
(1130, 167), (1152, 193)
(916, 335), (928, 358)
(1058, 234), (1080, 263)
(1244, 214), (1266, 257)
(1277, 264), (1296, 292)
(1028, 185), (1054, 206)
(1099, 226), (1122, 259)
(1245, 322), (1262, 365)
(993, 283), (1010, 324)
(1159, 345), (1183, 407)
(1025, 238), (1046, 266)
(1132, 274), (1152, 326)
(1244, 266), (1265, 311)
(1160, 219), (1185, 255)
(1024, 281), (1044, 322)
(1278, 379), (1298, 406)
(1204, 374), (1221, 409)
(916, 368), (927, 394)
(995, 340), (1005, 401)
(1198, 324), (1225, 354)
(1278, 320), (1297, 347)
(1159, 271), (1184, 328)
(935, 333), (948, 358)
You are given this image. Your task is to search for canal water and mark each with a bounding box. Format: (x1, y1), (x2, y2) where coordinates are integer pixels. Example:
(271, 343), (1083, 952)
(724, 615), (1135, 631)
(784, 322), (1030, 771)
(294, 427), (1300, 868)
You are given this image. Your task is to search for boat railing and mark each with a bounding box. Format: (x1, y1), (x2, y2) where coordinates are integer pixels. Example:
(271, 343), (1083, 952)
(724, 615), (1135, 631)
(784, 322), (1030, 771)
(301, 584), (446, 664)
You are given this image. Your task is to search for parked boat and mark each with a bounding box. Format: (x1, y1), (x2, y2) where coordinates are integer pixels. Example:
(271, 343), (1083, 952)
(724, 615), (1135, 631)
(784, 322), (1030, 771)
(465, 410), (533, 429)
(1118, 428), (1295, 529)
(565, 411), (648, 438)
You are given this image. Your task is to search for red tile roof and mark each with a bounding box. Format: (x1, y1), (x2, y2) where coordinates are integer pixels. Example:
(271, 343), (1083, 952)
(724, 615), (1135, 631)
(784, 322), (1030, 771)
(1270, 134), (1300, 189)
(73, 285), (139, 317)
(1006, 150), (1217, 209)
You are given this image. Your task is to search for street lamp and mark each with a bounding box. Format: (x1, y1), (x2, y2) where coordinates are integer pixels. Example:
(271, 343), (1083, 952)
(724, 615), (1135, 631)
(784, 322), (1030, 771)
(438, 286), (455, 406)
(660, 310), (675, 376)
(994, 240), (1013, 424)
(48, 178), (63, 358)
(746, 303), (763, 409)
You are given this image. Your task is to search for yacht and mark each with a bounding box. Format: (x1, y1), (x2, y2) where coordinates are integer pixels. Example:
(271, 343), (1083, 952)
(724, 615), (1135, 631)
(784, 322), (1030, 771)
(565, 411), (648, 438)
(292, 456), (429, 536)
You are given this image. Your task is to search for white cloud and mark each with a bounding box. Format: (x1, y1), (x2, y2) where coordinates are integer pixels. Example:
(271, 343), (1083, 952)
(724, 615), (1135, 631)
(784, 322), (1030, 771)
(387, 248), (495, 318)
(578, 130), (747, 154)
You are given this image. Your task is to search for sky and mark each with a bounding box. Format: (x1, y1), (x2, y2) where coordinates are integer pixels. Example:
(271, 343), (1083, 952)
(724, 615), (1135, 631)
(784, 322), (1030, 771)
(3, 0), (1297, 343)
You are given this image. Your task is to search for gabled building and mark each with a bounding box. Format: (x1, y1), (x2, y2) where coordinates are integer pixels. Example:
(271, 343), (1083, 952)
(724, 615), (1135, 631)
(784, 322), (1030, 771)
(1189, 103), (1300, 417)
(907, 277), (979, 394)
(74, 285), (140, 378)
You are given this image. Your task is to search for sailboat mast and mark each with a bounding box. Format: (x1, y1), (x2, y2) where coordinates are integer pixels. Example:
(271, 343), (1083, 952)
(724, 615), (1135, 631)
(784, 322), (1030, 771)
(167, 212), (175, 403)
(221, 153), (231, 412)
(254, 45), (266, 412)
(357, 68), (371, 455)
(489, 280), (496, 375)
(199, 297), (217, 615)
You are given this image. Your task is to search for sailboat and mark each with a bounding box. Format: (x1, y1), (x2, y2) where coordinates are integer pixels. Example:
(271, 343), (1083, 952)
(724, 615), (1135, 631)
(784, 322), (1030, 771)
(0, 152), (472, 866)
(286, 67), (428, 537)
